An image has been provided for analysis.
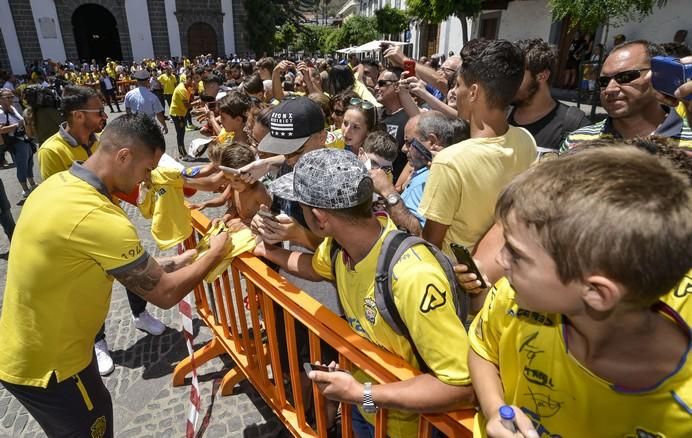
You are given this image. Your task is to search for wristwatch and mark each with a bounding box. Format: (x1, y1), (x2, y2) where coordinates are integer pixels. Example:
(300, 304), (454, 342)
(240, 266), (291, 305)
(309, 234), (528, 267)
(386, 192), (401, 207)
(362, 382), (377, 413)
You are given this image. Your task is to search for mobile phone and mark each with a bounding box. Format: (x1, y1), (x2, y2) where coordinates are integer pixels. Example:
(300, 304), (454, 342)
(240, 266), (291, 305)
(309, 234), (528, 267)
(380, 42), (391, 52)
(207, 101), (217, 111)
(409, 138), (433, 162)
(651, 56), (692, 101)
(403, 59), (416, 77)
(257, 209), (277, 220)
(219, 165), (241, 176)
(450, 243), (487, 289)
(303, 363), (349, 374)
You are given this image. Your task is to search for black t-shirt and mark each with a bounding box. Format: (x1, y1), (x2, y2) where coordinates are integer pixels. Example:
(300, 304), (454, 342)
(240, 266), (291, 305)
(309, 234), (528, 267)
(380, 107), (409, 180)
(508, 101), (588, 151)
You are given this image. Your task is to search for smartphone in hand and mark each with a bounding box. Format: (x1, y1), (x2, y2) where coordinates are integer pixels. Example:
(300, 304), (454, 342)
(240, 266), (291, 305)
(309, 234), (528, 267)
(303, 362), (349, 374)
(450, 243), (487, 289)
(651, 56), (692, 101)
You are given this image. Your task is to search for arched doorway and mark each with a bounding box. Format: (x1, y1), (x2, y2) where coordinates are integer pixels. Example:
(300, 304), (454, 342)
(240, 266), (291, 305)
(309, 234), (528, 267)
(188, 22), (217, 58)
(72, 4), (123, 63)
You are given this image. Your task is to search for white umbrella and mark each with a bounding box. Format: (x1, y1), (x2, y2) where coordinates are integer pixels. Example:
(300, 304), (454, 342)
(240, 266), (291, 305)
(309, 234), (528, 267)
(353, 40), (411, 53)
(337, 46), (357, 54)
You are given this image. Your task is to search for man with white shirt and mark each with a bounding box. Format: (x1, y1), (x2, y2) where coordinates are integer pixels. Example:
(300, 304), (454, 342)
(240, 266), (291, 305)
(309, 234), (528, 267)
(99, 71), (121, 113)
(124, 70), (168, 134)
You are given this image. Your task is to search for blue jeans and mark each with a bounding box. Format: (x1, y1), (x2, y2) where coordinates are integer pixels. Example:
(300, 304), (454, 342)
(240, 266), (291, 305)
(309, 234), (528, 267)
(12, 140), (34, 184)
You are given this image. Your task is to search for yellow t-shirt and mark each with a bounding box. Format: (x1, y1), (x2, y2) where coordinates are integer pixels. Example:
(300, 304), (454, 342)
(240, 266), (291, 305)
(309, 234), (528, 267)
(169, 83), (190, 117)
(312, 216), (471, 438)
(469, 278), (692, 438)
(419, 126), (537, 257)
(149, 167), (192, 250)
(325, 128), (345, 149)
(158, 73), (177, 95)
(37, 125), (100, 179)
(0, 165), (145, 387)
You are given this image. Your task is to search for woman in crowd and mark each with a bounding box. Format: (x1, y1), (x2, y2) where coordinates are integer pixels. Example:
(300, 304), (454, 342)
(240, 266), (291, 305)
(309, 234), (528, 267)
(0, 88), (37, 200)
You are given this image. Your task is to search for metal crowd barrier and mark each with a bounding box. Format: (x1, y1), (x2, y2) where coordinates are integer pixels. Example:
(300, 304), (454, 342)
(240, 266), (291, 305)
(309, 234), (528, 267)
(172, 210), (475, 437)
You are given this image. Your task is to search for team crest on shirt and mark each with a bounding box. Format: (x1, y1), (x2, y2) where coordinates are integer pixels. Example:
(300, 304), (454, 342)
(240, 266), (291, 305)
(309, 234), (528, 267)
(90, 415), (107, 438)
(364, 297), (377, 325)
(626, 428), (664, 438)
(673, 274), (692, 298)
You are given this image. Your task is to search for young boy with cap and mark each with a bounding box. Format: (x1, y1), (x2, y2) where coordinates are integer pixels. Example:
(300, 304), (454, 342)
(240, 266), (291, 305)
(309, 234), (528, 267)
(254, 148), (474, 438)
(468, 146), (691, 437)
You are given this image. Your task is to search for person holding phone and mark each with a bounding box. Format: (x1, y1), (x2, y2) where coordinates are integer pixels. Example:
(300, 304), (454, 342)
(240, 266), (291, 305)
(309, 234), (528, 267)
(370, 112), (469, 235)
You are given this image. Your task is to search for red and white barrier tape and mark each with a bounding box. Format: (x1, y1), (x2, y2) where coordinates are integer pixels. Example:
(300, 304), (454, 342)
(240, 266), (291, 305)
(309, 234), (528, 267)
(178, 243), (200, 438)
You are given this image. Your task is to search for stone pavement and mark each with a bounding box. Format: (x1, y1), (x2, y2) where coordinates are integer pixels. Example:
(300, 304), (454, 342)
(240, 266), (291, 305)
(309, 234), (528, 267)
(0, 109), (286, 437)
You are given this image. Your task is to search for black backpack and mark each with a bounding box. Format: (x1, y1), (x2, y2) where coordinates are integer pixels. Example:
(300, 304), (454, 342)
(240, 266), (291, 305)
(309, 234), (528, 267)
(330, 230), (470, 372)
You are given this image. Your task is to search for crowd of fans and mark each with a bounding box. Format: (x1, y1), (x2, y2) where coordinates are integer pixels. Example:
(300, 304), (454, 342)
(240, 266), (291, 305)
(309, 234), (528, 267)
(0, 35), (691, 438)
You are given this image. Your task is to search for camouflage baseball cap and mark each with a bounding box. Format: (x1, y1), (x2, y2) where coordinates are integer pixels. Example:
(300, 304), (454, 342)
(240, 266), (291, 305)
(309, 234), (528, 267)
(269, 149), (373, 209)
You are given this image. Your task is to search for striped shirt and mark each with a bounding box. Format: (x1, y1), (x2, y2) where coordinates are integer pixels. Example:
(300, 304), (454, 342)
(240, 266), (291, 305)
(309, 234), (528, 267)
(560, 107), (692, 152)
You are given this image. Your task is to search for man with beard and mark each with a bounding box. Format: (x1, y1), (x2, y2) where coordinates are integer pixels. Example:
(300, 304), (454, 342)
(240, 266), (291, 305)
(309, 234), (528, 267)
(508, 39), (588, 155)
(562, 40), (692, 152)
(37, 86), (168, 377)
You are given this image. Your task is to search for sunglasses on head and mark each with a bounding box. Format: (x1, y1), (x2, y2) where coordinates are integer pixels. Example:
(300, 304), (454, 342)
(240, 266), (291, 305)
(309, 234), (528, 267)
(377, 79), (397, 87)
(349, 97), (375, 110)
(597, 68), (650, 88)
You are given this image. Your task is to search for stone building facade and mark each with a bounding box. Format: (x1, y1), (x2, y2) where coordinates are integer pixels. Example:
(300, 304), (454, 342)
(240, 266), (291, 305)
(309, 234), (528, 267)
(0, 0), (251, 74)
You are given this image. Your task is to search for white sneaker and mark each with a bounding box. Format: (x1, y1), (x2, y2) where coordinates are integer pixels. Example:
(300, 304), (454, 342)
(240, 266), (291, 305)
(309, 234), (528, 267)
(134, 310), (166, 336)
(94, 339), (114, 376)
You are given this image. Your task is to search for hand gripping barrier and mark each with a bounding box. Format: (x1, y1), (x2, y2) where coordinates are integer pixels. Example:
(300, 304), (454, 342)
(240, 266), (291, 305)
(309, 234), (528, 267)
(172, 210), (475, 437)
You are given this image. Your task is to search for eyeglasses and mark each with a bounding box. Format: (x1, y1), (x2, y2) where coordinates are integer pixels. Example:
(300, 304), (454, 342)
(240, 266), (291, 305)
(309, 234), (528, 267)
(349, 97), (375, 110)
(440, 67), (457, 75)
(77, 108), (106, 116)
(377, 79), (397, 88)
(597, 68), (650, 88)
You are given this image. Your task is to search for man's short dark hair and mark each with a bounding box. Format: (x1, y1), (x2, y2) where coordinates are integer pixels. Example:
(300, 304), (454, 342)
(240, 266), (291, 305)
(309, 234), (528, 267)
(241, 74), (264, 95)
(662, 42), (692, 58)
(610, 40), (664, 63)
(100, 113), (165, 154)
(516, 39), (557, 78)
(257, 57), (276, 72)
(362, 58), (379, 69)
(363, 131), (398, 162)
(202, 75), (223, 86)
(218, 91), (251, 120)
(459, 39), (525, 110)
(61, 85), (101, 120)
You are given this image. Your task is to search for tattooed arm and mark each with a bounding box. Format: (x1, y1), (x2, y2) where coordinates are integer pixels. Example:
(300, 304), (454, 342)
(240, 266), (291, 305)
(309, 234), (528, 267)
(113, 232), (229, 309)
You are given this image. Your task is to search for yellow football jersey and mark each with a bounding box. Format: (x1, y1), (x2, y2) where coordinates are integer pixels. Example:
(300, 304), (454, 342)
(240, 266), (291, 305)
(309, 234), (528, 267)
(149, 167), (192, 250)
(469, 278), (692, 438)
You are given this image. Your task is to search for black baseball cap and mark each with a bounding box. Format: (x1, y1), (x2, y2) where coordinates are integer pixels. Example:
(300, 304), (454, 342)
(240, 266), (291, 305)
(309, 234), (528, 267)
(258, 97), (325, 155)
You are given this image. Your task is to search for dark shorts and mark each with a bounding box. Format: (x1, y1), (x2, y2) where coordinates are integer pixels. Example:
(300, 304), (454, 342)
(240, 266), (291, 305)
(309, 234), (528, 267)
(1, 356), (113, 438)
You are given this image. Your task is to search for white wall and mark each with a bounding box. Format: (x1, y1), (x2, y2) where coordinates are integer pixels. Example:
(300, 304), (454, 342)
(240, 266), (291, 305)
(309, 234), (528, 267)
(438, 16), (474, 55)
(30, 0), (67, 63)
(164, 0), (181, 58)
(0, 0), (25, 73)
(496, 0), (553, 42)
(607, 0), (691, 47)
(221, 0), (234, 56)
(125, 0), (155, 61)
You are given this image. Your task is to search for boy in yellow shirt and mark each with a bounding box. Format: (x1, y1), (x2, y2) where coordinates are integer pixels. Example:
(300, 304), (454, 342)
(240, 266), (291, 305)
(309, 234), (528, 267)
(469, 146), (692, 437)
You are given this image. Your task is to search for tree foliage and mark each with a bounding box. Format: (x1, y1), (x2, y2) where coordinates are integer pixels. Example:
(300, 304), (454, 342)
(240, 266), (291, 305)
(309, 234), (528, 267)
(242, 0), (320, 55)
(375, 5), (410, 37)
(327, 15), (379, 51)
(548, 0), (668, 32)
(406, 0), (482, 44)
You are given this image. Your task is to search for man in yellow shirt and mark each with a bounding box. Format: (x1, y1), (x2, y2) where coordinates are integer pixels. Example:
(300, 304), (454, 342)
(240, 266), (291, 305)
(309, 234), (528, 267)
(469, 147), (691, 438)
(38, 85), (167, 377)
(0, 113), (229, 437)
(157, 66), (177, 113)
(169, 71), (200, 159)
(420, 39), (537, 260)
(255, 149), (474, 437)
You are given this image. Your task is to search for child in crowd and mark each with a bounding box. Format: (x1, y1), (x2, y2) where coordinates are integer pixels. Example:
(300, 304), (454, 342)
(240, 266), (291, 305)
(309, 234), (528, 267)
(189, 141), (271, 226)
(468, 146), (691, 437)
(358, 131), (399, 215)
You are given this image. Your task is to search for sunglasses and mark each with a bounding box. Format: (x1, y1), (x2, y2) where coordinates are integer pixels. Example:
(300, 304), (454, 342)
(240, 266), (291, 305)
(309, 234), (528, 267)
(77, 108), (107, 116)
(597, 68), (650, 88)
(377, 79), (397, 87)
(349, 97), (375, 110)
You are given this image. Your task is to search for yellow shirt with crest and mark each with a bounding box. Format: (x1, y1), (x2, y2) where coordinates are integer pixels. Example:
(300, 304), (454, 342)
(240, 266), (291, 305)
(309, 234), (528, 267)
(144, 167), (192, 250)
(312, 216), (471, 438)
(469, 277), (692, 438)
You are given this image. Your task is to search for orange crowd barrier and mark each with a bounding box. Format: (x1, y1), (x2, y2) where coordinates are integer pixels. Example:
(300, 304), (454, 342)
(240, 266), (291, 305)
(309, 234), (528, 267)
(172, 209), (475, 437)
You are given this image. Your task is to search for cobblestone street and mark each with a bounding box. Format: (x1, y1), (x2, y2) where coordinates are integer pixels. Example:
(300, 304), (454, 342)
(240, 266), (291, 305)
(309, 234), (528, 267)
(0, 109), (284, 437)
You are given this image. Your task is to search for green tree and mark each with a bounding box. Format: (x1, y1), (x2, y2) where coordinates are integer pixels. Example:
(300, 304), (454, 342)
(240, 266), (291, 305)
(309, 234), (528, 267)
(330, 15), (379, 50)
(549, 0), (668, 33)
(242, 0), (320, 56)
(407, 0), (482, 45)
(375, 5), (410, 39)
(276, 23), (298, 53)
